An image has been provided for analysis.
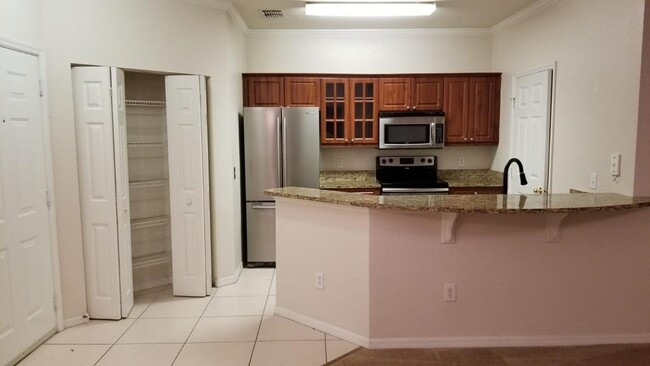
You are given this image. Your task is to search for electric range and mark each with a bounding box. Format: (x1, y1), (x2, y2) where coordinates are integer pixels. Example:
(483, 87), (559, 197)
(376, 155), (449, 195)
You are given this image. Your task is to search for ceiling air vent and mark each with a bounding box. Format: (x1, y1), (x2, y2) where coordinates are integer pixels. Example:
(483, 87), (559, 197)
(261, 10), (284, 18)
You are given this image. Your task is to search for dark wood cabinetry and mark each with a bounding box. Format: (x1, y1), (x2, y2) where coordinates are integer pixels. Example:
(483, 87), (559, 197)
(444, 76), (500, 145)
(449, 186), (502, 195)
(244, 73), (500, 147)
(378, 77), (443, 111)
(245, 76), (284, 107)
(285, 77), (320, 107)
(321, 78), (378, 145)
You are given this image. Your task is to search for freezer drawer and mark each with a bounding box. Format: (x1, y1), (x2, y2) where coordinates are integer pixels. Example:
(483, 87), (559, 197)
(246, 202), (276, 262)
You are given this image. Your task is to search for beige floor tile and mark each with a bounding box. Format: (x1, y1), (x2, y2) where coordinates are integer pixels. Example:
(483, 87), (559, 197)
(127, 295), (157, 319)
(16, 344), (110, 366)
(214, 279), (271, 297)
(46, 319), (135, 345)
(263, 296), (276, 316)
(187, 316), (261, 343)
(117, 318), (198, 344)
(326, 340), (360, 362)
(239, 268), (275, 280)
(250, 341), (326, 366)
(257, 315), (324, 341)
(140, 293), (211, 318)
(134, 284), (170, 297)
(203, 296), (267, 317)
(173, 342), (254, 366)
(95, 344), (182, 366)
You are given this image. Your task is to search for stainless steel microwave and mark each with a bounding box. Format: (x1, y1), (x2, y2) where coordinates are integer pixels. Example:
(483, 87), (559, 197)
(378, 111), (445, 149)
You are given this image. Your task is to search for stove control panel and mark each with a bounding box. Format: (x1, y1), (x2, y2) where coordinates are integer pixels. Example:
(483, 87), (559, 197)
(378, 156), (436, 167)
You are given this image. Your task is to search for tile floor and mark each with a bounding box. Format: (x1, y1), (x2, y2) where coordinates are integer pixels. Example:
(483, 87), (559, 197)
(17, 268), (359, 366)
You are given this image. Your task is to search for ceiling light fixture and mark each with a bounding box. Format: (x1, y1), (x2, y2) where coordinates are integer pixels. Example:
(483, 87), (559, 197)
(305, 2), (437, 17)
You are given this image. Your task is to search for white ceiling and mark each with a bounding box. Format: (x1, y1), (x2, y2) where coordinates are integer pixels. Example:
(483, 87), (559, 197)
(228, 0), (539, 30)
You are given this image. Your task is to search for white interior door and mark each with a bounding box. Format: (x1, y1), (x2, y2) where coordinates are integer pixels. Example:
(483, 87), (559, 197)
(510, 69), (553, 194)
(0, 47), (56, 366)
(72, 66), (122, 319)
(111, 67), (134, 317)
(165, 75), (210, 297)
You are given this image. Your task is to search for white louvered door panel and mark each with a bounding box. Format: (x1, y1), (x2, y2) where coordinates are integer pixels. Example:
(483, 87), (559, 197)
(0, 47), (56, 366)
(111, 67), (134, 317)
(165, 75), (210, 297)
(72, 67), (121, 319)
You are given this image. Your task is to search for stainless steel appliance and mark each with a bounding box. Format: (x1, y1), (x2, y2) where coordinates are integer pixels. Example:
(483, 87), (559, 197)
(242, 107), (320, 264)
(376, 156), (449, 195)
(379, 111), (445, 149)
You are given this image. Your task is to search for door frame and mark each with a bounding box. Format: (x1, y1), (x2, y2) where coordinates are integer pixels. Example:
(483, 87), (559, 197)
(510, 61), (557, 193)
(0, 37), (64, 332)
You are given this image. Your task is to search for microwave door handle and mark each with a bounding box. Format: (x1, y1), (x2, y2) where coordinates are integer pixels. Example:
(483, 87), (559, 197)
(431, 123), (436, 145)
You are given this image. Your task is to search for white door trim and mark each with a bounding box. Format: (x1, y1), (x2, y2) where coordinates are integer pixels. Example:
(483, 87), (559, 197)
(510, 61), (557, 193)
(0, 37), (65, 332)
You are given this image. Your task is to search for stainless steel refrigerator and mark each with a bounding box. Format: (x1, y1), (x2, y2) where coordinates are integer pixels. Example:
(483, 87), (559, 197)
(242, 107), (320, 264)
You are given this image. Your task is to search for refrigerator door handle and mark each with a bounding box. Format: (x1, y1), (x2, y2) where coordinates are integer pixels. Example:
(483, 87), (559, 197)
(282, 117), (288, 186)
(276, 117), (282, 187)
(251, 203), (276, 209)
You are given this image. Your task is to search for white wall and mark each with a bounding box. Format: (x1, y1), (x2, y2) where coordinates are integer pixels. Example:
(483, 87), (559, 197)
(0, 0), (41, 47)
(492, 0), (644, 194)
(247, 29), (498, 170)
(634, 0), (650, 196)
(41, 0), (244, 321)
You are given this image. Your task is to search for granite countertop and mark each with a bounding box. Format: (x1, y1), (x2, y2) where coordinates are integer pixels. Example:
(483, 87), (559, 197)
(264, 187), (650, 214)
(438, 169), (503, 188)
(320, 170), (380, 189)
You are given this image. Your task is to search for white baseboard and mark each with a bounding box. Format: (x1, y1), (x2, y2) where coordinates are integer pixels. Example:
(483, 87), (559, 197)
(275, 306), (369, 348)
(63, 314), (89, 329)
(216, 262), (243, 287)
(134, 277), (172, 292)
(369, 333), (650, 349)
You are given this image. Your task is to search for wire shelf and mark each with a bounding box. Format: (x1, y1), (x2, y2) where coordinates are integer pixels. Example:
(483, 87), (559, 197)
(125, 100), (166, 107)
(127, 141), (167, 148)
(132, 252), (170, 270)
(129, 180), (169, 190)
(131, 215), (170, 230)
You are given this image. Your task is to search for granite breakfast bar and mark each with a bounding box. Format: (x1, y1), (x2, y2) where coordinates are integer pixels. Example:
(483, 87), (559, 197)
(264, 187), (650, 349)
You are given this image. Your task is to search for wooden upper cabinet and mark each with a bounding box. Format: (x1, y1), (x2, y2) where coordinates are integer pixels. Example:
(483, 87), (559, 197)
(245, 76), (284, 106)
(285, 77), (320, 107)
(443, 75), (500, 145)
(412, 77), (443, 110)
(349, 78), (378, 145)
(321, 78), (349, 145)
(379, 77), (443, 111)
(378, 78), (411, 111)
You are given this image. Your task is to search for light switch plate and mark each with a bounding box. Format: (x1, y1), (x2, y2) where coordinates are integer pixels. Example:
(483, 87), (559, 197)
(610, 153), (621, 176)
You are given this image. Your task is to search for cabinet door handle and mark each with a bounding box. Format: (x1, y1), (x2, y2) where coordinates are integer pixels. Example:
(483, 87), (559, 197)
(412, 106), (416, 110)
(463, 137), (468, 141)
(406, 106), (411, 110)
(470, 137), (474, 141)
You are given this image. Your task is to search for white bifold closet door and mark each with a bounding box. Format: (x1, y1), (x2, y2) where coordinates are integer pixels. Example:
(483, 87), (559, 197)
(165, 75), (211, 297)
(72, 66), (133, 319)
(0, 47), (56, 365)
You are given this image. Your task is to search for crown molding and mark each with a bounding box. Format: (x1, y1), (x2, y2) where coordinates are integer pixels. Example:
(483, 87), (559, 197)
(246, 28), (492, 37)
(491, 0), (561, 33)
(180, 0), (249, 33)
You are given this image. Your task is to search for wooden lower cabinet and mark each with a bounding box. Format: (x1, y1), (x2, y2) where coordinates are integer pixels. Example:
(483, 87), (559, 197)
(449, 186), (502, 195)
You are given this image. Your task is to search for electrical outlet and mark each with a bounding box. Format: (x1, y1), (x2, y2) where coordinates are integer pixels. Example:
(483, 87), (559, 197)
(336, 158), (343, 169)
(444, 283), (456, 302)
(315, 272), (324, 290)
(590, 172), (598, 190)
(610, 153), (621, 176)
(458, 157), (465, 167)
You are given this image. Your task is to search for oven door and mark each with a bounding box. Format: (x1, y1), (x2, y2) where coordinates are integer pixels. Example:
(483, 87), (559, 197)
(381, 187), (449, 196)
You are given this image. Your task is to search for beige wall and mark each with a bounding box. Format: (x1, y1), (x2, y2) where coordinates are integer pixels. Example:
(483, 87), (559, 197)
(634, 0), (650, 196)
(41, 0), (244, 321)
(246, 29), (498, 170)
(492, 0), (645, 194)
(0, 0), (41, 47)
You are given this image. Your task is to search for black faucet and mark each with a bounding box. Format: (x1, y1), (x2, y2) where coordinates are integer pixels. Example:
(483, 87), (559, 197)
(503, 158), (528, 194)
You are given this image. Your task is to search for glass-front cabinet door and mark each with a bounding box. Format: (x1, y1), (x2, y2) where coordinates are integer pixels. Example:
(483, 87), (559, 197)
(321, 78), (348, 145)
(350, 78), (378, 145)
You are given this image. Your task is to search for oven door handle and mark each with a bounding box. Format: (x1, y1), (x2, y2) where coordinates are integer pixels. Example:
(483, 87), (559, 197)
(382, 187), (449, 194)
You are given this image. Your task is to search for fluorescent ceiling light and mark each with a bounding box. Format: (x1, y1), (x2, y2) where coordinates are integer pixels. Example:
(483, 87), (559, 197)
(305, 2), (437, 17)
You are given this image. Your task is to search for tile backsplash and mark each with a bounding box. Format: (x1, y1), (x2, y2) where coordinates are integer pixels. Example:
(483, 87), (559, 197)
(320, 146), (498, 171)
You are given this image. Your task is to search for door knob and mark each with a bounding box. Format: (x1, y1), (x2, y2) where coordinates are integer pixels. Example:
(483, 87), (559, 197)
(186, 199), (192, 206)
